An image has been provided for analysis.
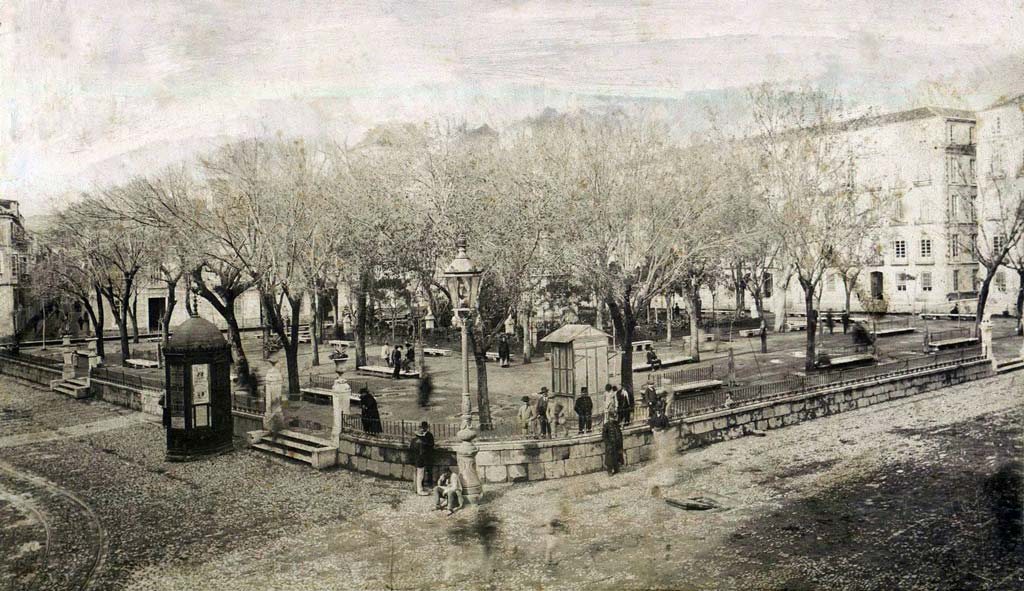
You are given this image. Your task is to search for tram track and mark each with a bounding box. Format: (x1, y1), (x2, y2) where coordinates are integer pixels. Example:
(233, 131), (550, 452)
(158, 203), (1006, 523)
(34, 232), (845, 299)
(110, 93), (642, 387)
(0, 460), (106, 591)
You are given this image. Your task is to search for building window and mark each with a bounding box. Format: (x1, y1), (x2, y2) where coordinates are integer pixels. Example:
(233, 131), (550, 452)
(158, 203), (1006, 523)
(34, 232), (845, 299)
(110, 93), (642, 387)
(951, 235), (960, 257)
(994, 235), (1006, 254)
(971, 269), (979, 291)
(896, 273), (908, 292)
(970, 158), (976, 180)
(920, 238), (932, 258)
(996, 271), (1007, 292)
(894, 239), (907, 259)
(921, 272), (933, 292)
(953, 269), (960, 291)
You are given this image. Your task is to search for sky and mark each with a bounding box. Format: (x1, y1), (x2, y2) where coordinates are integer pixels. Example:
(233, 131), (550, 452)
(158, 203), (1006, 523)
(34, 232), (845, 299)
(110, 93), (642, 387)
(2, 0), (1023, 216)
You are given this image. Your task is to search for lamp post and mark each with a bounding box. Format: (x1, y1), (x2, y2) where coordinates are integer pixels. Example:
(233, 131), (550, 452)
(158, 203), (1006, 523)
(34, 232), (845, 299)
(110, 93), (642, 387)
(442, 237), (484, 503)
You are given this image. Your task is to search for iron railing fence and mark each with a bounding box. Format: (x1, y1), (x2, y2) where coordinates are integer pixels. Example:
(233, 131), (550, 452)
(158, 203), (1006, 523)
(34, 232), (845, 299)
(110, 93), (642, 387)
(0, 350), (63, 369)
(91, 366), (165, 390)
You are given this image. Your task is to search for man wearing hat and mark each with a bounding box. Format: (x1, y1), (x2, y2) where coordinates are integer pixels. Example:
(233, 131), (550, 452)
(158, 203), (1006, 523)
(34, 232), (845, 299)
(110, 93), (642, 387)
(573, 386), (593, 434)
(535, 387), (551, 438)
(409, 421), (434, 495)
(517, 395), (534, 435)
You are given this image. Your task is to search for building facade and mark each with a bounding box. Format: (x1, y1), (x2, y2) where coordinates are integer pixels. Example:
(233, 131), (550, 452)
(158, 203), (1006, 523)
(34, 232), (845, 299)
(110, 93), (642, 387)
(976, 95), (1024, 317)
(0, 199), (31, 340)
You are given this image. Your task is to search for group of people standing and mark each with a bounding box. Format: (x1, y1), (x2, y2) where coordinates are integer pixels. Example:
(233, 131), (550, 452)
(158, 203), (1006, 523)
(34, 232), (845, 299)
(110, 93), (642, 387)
(380, 342), (416, 379)
(517, 387), (568, 437)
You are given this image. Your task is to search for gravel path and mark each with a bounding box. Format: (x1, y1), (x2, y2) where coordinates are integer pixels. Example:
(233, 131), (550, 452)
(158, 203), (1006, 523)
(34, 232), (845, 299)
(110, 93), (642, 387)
(2, 370), (1021, 590)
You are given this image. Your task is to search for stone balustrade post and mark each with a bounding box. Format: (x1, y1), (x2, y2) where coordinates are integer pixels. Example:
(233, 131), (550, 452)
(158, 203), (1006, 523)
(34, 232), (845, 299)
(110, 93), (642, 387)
(331, 376), (351, 441)
(456, 434), (483, 503)
(263, 362), (284, 432)
(61, 335), (74, 380)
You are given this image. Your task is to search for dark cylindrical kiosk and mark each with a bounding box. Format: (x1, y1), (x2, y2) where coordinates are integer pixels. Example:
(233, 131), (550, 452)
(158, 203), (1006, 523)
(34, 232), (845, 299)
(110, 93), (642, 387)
(162, 315), (233, 461)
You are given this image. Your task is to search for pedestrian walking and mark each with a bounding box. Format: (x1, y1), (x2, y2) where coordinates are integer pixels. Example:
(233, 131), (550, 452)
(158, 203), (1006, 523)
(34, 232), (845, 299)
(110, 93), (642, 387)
(536, 387), (551, 438)
(358, 386), (382, 434)
(602, 417), (624, 475)
(517, 396), (534, 435)
(841, 311), (850, 334)
(417, 366), (433, 408)
(603, 384), (617, 423)
(826, 310), (835, 334)
(573, 387), (593, 434)
(498, 335), (511, 368)
(409, 421), (434, 495)
(381, 343), (392, 367)
(616, 384), (634, 425)
(391, 345), (403, 379)
(404, 343), (415, 372)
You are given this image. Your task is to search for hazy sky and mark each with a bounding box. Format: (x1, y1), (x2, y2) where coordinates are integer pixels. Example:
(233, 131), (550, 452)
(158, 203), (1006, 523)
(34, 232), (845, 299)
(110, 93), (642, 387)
(3, 0), (1023, 215)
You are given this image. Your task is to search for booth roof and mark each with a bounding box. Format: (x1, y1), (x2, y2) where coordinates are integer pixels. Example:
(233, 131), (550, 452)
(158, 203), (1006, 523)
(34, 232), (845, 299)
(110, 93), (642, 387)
(165, 316), (229, 353)
(540, 324), (611, 344)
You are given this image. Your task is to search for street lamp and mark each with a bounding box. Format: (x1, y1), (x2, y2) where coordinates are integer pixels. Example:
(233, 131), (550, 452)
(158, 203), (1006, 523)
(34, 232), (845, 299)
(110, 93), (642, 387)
(442, 236), (484, 503)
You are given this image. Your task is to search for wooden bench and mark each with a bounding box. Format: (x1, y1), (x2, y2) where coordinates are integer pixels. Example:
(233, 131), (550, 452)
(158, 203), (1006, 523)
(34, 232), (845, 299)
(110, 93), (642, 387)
(919, 313), (975, 321)
(816, 353), (875, 369)
(668, 379), (723, 394)
(484, 352), (514, 362)
(926, 337), (980, 352)
(356, 365), (419, 379)
(738, 328), (765, 338)
(872, 326), (916, 337)
(299, 386), (360, 406)
(632, 340), (654, 352)
(787, 321), (807, 331)
(423, 347), (451, 357)
(632, 355), (694, 372)
(327, 340), (354, 347)
(124, 358), (159, 369)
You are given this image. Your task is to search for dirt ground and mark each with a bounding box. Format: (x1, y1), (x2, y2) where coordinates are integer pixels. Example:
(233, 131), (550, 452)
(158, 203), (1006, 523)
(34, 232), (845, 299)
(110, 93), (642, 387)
(4, 367), (1018, 590)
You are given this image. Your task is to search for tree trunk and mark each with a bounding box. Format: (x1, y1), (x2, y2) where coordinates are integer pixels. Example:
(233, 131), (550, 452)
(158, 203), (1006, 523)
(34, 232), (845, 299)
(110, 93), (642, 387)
(352, 270), (369, 367)
(753, 293), (768, 353)
(774, 272), (792, 332)
(286, 299), (301, 395)
(521, 309), (533, 364)
(594, 292), (603, 330)
(975, 267), (996, 327)
(1016, 269), (1024, 336)
(666, 292), (673, 343)
(686, 290), (701, 361)
(161, 280), (178, 355)
(93, 286), (105, 358)
(193, 278), (250, 386)
(607, 298), (635, 396)
(802, 280), (817, 372)
(130, 293), (140, 343)
(311, 288), (321, 367)
(469, 330), (493, 430)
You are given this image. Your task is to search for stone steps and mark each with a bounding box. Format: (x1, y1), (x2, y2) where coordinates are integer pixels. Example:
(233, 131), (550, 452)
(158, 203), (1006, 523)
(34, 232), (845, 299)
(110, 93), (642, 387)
(50, 377), (90, 399)
(996, 358), (1024, 374)
(249, 429), (337, 470)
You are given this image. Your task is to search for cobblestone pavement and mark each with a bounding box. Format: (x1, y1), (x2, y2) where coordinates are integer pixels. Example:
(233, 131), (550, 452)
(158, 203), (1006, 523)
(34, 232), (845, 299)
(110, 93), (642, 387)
(1, 371), (1022, 590)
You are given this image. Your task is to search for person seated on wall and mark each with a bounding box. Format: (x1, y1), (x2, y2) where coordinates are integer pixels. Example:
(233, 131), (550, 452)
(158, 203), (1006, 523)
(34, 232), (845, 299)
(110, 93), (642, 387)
(432, 466), (463, 514)
(645, 344), (662, 370)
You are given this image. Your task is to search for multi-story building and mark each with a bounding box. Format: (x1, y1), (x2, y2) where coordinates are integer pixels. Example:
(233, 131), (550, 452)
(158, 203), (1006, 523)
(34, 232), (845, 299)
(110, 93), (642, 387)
(763, 106), (980, 315)
(0, 199), (31, 341)
(976, 94), (1024, 317)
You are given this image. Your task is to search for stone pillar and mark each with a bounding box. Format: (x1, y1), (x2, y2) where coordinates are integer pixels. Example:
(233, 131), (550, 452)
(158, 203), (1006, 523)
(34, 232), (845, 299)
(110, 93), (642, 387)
(263, 361), (284, 432)
(456, 434), (483, 503)
(727, 348), (736, 386)
(61, 335), (74, 380)
(331, 376), (351, 441)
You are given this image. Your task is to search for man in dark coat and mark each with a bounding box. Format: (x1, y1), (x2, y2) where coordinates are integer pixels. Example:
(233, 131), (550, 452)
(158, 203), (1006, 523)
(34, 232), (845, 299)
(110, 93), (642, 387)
(573, 386), (593, 434)
(359, 386), (382, 434)
(498, 335), (511, 367)
(536, 387), (551, 438)
(409, 421), (435, 495)
(404, 343), (415, 371)
(602, 418), (624, 475)
(616, 384), (634, 425)
(391, 345), (403, 379)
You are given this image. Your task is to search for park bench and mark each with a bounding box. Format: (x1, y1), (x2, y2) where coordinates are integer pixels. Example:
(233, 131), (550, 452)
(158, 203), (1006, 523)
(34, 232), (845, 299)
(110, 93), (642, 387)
(631, 339), (654, 352)
(787, 320), (807, 331)
(356, 365), (419, 379)
(871, 325), (916, 337)
(926, 337), (980, 352)
(633, 355), (694, 373)
(299, 386), (359, 406)
(667, 379), (723, 394)
(919, 313), (975, 321)
(819, 353), (875, 368)
(484, 351), (514, 362)
(737, 328), (764, 338)
(124, 358), (159, 369)
(327, 339), (354, 347)
(423, 347), (451, 357)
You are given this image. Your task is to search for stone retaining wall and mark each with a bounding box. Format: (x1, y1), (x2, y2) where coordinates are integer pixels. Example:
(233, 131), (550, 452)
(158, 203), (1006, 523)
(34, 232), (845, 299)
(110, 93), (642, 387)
(89, 379), (162, 417)
(334, 359), (994, 483)
(0, 357), (61, 385)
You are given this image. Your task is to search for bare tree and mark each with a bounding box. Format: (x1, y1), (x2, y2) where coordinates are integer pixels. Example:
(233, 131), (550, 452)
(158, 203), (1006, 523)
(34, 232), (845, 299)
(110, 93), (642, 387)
(973, 175), (1024, 325)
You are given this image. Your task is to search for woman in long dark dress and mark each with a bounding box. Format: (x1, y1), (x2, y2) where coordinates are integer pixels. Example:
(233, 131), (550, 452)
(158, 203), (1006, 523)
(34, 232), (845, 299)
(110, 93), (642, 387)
(602, 417), (624, 475)
(359, 387), (382, 434)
